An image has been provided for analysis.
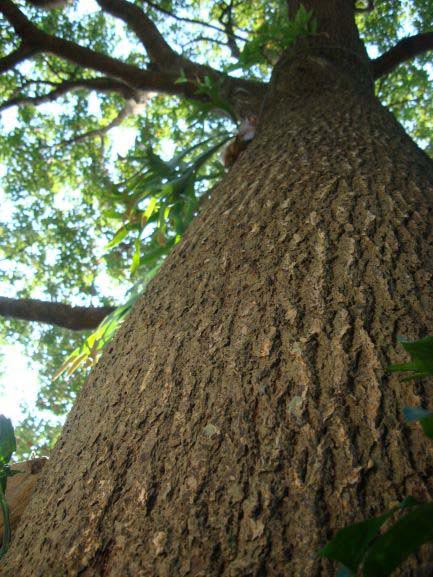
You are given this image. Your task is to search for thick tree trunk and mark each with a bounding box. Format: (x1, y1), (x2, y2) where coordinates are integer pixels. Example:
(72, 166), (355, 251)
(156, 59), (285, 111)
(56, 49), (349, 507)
(3, 6), (433, 577)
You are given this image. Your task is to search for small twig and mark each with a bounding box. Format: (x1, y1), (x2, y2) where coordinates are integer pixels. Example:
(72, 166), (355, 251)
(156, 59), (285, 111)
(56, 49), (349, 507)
(142, 0), (248, 42)
(0, 77), (139, 111)
(182, 35), (229, 50)
(386, 96), (423, 108)
(53, 96), (148, 147)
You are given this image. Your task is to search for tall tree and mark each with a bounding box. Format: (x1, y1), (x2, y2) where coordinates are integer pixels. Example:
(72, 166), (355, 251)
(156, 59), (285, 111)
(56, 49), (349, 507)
(0, 0), (433, 574)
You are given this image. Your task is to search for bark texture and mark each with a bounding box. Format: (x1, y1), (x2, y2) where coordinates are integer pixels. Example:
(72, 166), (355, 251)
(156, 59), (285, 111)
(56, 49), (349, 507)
(3, 6), (433, 577)
(0, 459), (47, 543)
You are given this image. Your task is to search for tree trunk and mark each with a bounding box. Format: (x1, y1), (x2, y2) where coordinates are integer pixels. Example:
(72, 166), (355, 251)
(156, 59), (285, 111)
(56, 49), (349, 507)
(3, 5), (433, 577)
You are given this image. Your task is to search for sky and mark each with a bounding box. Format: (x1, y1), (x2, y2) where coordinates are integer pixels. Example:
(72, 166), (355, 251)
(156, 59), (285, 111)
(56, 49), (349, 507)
(0, 121), (140, 426)
(0, 0), (138, 427)
(0, 0), (182, 427)
(0, 346), (40, 425)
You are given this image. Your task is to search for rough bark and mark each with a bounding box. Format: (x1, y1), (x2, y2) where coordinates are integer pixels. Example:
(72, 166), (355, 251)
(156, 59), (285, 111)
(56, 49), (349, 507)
(3, 3), (433, 577)
(0, 459), (47, 543)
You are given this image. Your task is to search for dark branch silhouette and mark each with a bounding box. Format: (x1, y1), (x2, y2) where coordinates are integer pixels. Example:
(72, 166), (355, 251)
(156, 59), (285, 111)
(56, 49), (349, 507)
(0, 0), (266, 116)
(142, 0), (248, 42)
(0, 77), (140, 112)
(0, 296), (115, 330)
(0, 44), (37, 74)
(95, 0), (178, 66)
(25, 0), (72, 8)
(217, 0), (241, 58)
(372, 32), (433, 79)
(54, 95), (149, 146)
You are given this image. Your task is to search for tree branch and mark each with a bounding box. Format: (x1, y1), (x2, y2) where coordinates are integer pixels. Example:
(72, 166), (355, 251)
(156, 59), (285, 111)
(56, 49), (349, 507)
(372, 32), (433, 79)
(0, 296), (115, 330)
(217, 0), (241, 58)
(0, 0), (266, 116)
(0, 0), (181, 92)
(25, 0), (72, 9)
(54, 96), (148, 146)
(0, 44), (37, 74)
(96, 0), (178, 66)
(0, 77), (140, 112)
(142, 0), (248, 42)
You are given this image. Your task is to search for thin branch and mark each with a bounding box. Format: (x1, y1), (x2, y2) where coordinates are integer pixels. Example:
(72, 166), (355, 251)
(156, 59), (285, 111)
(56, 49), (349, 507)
(25, 0), (72, 8)
(0, 0), (266, 116)
(55, 97), (147, 147)
(386, 96), (423, 109)
(142, 0), (248, 42)
(372, 32), (433, 79)
(218, 0), (241, 58)
(95, 0), (178, 66)
(0, 77), (140, 112)
(182, 35), (229, 50)
(0, 296), (115, 330)
(0, 0), (182, 92)
(0, 44), (37, 74)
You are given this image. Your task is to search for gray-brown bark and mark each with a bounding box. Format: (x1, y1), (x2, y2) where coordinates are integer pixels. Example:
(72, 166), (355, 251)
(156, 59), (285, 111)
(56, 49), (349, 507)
(2, 3), (433, 577)
(0, 459), (47, 543)
(0, 297), (115, 330)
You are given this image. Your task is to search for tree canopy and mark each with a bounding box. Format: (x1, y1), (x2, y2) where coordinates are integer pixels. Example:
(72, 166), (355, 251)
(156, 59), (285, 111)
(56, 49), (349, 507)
(0, 0), (432, 459)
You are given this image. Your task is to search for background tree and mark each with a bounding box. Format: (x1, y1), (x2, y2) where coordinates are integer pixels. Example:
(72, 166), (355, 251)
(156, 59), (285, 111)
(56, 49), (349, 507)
(0, 0), (433, 574)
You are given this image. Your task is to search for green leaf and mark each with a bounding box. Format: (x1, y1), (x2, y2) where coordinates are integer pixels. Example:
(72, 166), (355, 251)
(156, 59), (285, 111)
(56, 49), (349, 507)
(0, 490), (11, 559)
(420, 417), (433, 438)
(104, 225), (128, 250)
(319, 510), (396, 572)
(363, 503), (433, 577)
(146, 148), (174, 178)
(174, 69), (188, 84)
(143, 197), (159, 221)
(388, 336), (433, 378)
(0, 416), (16, 466)
(192, 76), (238, 120)
(130, 238), (141, 275)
